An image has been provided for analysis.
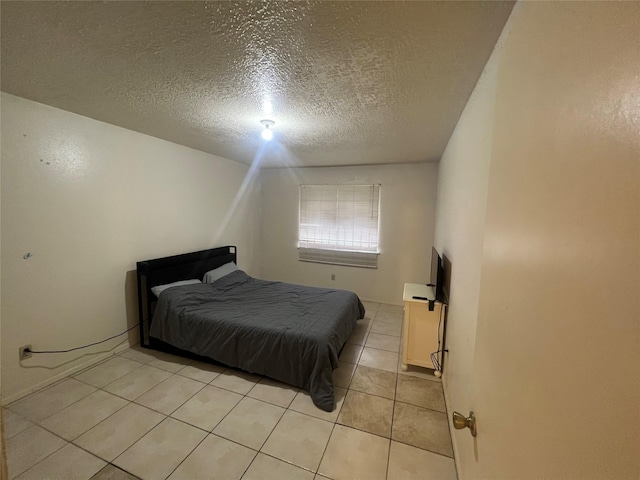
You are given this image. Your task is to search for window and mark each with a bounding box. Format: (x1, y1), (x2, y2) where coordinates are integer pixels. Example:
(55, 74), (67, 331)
(298, 184), (381, 268)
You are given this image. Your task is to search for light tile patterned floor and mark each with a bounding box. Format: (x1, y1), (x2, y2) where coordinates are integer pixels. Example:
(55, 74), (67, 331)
(4, 302), (457, 480)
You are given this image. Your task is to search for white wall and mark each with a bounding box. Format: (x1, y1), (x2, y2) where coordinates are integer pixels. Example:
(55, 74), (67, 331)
(1, 93), (261, 403)
(260, 164), (438, 304)
(433, 18), (501, 466)
(436, 2), (639, 478)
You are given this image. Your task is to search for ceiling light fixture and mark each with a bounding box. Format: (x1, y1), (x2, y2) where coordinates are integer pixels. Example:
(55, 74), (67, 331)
(260, 119), (275, 141)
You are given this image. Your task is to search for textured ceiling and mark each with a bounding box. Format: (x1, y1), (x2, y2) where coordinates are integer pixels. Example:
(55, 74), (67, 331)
(1, 1), (514, 167)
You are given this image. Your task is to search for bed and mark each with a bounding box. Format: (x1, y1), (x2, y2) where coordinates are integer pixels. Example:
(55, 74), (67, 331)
(136, 246), (365, 411)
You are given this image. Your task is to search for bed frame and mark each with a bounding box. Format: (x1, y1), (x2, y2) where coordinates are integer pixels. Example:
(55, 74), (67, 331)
(136, 246), (236, 351)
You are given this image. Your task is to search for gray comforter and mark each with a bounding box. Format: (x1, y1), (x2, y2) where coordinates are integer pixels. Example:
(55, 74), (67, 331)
(149, 270), (365, 411)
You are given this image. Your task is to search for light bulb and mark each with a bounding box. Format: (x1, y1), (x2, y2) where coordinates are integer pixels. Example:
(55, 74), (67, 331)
(261, 127), (273, 141)
(260, 119), (275, 141)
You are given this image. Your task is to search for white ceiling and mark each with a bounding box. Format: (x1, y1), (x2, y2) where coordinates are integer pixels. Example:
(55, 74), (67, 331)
(1, 1), (514, 168)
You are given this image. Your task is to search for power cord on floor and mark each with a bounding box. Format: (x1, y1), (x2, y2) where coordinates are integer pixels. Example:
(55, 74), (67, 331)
(25, 324), (138, 354)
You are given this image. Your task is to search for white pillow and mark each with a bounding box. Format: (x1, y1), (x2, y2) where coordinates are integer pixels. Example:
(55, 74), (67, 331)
(203, 262), (238, 283)
(151, 279), (201, 297)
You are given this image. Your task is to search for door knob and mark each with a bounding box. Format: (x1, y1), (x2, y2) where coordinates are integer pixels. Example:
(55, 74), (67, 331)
(452, 411), (477, 437)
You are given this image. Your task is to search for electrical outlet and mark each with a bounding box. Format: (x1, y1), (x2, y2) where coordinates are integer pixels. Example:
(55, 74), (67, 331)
(331, 274), (335, 281)
(19, 345), (32, 361)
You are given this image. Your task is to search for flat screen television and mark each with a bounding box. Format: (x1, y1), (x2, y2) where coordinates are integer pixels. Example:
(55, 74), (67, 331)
(429, 246), (445, 303)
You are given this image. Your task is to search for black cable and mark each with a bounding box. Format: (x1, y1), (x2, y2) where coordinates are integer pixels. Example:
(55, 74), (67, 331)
(437, 302), (446, 365)
(27, 325), (138, 354)
(430, 302), (448, 371)
(438, 302), (444, 347)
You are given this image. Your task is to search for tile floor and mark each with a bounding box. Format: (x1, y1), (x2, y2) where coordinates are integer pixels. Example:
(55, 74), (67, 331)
(3, 301), (457, 480)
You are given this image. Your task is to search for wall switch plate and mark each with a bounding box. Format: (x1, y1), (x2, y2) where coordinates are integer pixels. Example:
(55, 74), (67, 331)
(19, 345), (32, 360)
(331, 274), (336, 281)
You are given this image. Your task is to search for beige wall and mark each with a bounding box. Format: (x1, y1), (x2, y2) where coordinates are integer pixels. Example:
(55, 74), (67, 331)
(437, 2), (639, 478)
(260, 164), (438, 305)
(1, 93), (261, 403)
(0, 116), (5, 478)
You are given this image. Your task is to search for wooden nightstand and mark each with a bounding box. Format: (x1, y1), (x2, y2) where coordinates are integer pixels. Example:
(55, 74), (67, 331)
(401, 283), (444, 371)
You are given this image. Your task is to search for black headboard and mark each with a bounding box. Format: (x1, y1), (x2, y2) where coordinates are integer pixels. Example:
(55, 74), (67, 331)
(136, 246), (237, 347)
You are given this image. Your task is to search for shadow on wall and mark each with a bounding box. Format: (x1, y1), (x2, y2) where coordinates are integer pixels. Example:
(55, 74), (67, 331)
(442, 254), (452, 305)
(439, 253), (452, 374)
(124, 270), (141, 347)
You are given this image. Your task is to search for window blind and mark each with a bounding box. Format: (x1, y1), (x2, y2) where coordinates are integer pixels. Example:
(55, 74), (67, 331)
(298, 184), (380, 268)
